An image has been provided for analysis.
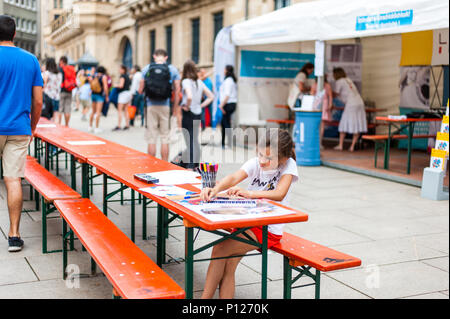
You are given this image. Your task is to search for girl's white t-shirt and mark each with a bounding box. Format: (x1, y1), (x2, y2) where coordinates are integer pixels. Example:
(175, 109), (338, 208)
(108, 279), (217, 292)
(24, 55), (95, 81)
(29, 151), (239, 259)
(181, 78), (206, 115)
(219, 77), (238, 103)
(240, 157), (299, 235)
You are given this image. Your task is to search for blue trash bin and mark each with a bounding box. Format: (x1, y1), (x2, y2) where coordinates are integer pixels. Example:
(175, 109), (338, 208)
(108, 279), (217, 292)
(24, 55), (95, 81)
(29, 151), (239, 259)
(293, 111), (322, 166)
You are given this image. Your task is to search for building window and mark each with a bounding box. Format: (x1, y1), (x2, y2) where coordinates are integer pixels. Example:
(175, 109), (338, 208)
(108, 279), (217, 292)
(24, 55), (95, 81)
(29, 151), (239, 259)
(165, 25), (172, 65)
(122, 38), (133, 70)
(274, 0), (291, 10)
(191, 18), (200, 64)
(213, 11), (223, 59)
(149, 29), (156, 63)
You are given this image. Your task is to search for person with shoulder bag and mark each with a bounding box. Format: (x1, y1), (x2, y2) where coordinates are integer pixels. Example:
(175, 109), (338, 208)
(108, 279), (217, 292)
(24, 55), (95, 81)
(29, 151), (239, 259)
(88, 66), (109, 133)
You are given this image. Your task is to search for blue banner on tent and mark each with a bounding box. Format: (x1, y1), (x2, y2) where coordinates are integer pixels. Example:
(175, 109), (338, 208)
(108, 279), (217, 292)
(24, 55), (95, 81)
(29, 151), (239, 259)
(356, 9), (413, 31)
(240, 50), (315, 79)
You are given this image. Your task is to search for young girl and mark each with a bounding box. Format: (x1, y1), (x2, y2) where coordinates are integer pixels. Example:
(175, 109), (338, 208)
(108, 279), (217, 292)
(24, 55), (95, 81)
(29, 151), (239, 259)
(200, 129), (299, 299)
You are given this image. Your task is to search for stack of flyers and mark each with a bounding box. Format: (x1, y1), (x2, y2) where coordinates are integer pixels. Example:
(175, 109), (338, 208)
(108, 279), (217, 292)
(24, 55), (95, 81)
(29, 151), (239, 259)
(430, 149), (447, 171)
(434, 132), (449, 154)
(441, 116), (449, 134)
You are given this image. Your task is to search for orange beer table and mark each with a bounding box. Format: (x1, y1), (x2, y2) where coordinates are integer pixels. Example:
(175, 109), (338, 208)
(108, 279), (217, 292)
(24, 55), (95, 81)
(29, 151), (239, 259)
(34, 120), (143, 197)
(374, 116), (442, 174)
(86, 155), (309, 299)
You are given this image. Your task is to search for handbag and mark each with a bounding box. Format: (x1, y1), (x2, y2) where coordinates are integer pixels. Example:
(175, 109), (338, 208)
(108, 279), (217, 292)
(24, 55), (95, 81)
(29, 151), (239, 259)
(287, 82), (301, 109)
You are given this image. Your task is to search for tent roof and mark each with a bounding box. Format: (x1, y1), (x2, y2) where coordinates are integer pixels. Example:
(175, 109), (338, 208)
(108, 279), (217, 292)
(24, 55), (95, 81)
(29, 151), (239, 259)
(76, 52), (99, 65)
(231, 0), (449, 46)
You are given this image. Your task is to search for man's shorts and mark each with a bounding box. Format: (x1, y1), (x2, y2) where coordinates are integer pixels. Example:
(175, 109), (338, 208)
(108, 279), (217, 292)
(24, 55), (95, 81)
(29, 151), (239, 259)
(59, 92), (72, 114)
(80, 99), (91, 109)
(0, 135), (31, 178)
(145, 105), (170, 145)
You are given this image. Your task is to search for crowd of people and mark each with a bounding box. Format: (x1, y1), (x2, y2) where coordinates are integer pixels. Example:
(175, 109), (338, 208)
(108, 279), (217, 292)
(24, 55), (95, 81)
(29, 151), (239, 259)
(39, 48), (239, 169)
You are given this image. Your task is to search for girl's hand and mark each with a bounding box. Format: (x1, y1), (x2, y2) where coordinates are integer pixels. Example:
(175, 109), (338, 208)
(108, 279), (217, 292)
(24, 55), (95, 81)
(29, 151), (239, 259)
(226, 186), (242, 197)
(220, 106), (226, 115)
(235, 189), (253, 199)
(201, 187), (217, 202)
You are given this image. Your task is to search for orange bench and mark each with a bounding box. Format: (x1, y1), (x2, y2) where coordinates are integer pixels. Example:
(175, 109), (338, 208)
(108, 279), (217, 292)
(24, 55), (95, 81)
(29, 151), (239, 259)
(54, 198), (185, 299)
(24, 158), (81, 254)
(271, 232), (361, 299)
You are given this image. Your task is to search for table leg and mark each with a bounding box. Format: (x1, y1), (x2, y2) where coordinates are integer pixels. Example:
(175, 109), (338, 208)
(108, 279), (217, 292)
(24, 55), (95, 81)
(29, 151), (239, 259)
(142, 197), (147, 240)
(70, 155), (76, 191)
(102, 174), (108, 217)
(185, 226), (194, 299)
(384, 124), (392, 169)
(81, 163), (89, 199)
(156, 204), (164, 267)
(261, 225), (268, 299)
(406, 122), (414, 174)
(45, 142), (49, 170)
(131, 189), (135, 243)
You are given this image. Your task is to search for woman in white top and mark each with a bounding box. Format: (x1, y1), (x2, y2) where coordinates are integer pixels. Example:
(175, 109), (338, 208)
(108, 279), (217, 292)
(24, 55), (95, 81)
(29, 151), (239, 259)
(293, 62), (314, 107)
(180, 60), (214, 169)
(218, 65), (238, 148)
(42, 58), (62, 120)
(333, 67), (367, 152)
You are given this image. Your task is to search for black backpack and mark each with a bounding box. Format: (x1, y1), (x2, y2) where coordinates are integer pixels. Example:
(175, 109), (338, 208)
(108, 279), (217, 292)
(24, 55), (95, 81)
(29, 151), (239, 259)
(144, 63), (172, 100)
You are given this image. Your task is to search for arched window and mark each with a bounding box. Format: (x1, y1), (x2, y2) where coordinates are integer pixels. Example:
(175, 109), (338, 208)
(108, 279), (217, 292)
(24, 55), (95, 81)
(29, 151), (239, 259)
(122, 38), (133, 70)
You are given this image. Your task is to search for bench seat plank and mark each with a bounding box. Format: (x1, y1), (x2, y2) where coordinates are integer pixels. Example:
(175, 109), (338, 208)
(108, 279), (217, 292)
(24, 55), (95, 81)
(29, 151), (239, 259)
(24, 160), (81, 202)
(54, 198), (185, 299)
(271, 232), (361, 272)
(362, 134), (435, 140)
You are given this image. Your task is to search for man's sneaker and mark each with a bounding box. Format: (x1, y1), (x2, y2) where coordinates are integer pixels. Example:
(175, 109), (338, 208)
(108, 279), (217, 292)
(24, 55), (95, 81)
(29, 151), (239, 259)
(8, 237), (24, 252)
(88, 126), (93, 133)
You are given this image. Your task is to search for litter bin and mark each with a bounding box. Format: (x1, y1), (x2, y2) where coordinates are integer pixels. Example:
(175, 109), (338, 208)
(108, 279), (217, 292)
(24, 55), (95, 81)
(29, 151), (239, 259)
(293, 111), (322, 166)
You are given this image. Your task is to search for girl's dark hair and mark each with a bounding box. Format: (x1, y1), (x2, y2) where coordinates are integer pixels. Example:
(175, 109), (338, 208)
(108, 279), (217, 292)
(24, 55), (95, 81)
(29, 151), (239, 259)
(333, 67), (346, 80)
(224, 65), (237, 83)
(120, 64), (128, 73)
(45, 58), (58, 74)
(96, 66), (106, 74)
(299, 62), (314, 76)
(182, 59), (198, 83)
(258, 128), (296, 162)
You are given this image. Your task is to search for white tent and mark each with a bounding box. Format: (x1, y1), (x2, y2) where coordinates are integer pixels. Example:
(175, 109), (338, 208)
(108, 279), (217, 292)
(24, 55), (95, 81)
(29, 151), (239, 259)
(232, 0), (449, 46)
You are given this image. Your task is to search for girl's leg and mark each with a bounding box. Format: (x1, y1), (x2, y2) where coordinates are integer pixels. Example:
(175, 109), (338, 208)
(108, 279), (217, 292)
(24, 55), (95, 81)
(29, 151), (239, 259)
(89, 102), (96, 128)
(117, 103), (124, 128)
(349, 133), (360, 152)
(95, 102), (103, 128)
(124, 103), (130, 128)
(334, 132), (345, 150)
(201, 230), (258, 299)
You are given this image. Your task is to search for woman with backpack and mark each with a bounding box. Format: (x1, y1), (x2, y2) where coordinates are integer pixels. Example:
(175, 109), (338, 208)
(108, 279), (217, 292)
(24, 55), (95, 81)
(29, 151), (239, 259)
(88, 65), (109, 134)
(114, 65), (132, 131)
(42, 58), (62, 120)
(180, 60), (214, 169)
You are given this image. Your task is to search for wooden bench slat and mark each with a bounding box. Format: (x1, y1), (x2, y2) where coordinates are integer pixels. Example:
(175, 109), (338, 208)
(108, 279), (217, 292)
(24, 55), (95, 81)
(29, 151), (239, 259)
(24, 160), (81, 202)
(54, 198), (185, 299)
(271, 232), (361, 272)
(362, 134), (435, 141)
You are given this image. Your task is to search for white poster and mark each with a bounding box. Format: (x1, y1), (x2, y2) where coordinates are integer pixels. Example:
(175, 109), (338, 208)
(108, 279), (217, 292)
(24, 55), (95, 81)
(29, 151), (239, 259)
(432, 28), (449, 66)
(326, 44), (362, 93)
(399, 66), (430, 109)
(213, 26), (235, 128)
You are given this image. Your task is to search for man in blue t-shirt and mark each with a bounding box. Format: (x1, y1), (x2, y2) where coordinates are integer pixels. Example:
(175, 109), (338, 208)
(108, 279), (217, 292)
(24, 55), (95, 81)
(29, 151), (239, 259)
(139, 49), (180, 162)
(0, 15), (43, 252)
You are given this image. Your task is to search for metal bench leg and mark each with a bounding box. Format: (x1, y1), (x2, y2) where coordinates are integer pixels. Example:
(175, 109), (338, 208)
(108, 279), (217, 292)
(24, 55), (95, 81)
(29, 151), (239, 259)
(62, 219), (68, 280)
(315, 270), (321, 299)
(42, 197), (48, 254)
(283, 256), (292, 299)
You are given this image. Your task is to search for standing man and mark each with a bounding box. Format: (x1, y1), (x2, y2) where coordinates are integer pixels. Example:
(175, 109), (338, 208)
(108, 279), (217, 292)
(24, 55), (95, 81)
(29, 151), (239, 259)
(58, 56), (77, 127)
(139, 49), (181, 161)
(0, 15), (43, 252)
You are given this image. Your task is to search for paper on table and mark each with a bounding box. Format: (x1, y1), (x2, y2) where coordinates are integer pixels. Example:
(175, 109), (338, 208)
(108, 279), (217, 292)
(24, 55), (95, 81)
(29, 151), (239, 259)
(139, 185), (197, 197)
(36, 124), (57, 128)
(176, 199), (293, 222)
(66, 140), (106, 146)
(146, 170), (201, 185)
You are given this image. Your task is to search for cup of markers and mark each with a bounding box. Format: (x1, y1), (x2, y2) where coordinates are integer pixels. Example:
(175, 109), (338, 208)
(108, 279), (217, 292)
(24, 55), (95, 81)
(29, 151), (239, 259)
(197, 162), (218, 189)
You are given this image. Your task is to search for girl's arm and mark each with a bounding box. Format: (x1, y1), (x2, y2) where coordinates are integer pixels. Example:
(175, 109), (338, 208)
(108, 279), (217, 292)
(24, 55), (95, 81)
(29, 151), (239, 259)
(236, 174), (293, 202)
(201, 86), (214, 109)
(183, 83), (192, 111)
(118, 77), (125, 89)
(200, 169), (248, 202)
(102, 76), (109, 102)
